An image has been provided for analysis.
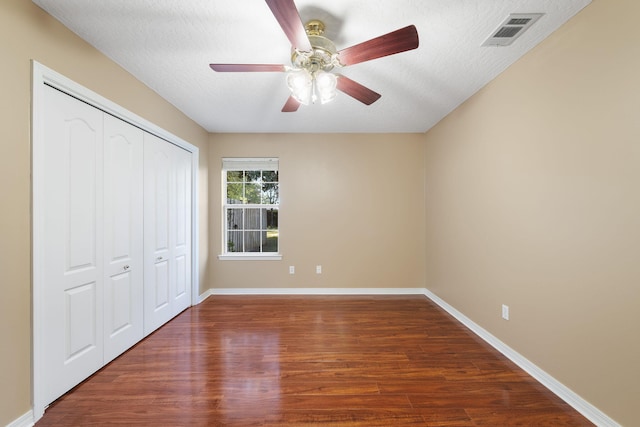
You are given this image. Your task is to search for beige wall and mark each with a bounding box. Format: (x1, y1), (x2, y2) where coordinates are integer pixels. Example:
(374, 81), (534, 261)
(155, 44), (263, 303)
(0, 0), (208, 424)
(423, 0), (639, 424)
(208, 133), (426, 290)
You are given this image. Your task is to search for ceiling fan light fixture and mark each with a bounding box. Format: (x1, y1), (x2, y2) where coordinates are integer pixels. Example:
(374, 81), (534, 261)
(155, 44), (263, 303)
(286, 68), (337, 105)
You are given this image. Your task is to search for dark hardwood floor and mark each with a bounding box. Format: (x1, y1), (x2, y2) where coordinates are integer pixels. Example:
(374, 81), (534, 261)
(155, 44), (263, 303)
(36, 295), (593, 426)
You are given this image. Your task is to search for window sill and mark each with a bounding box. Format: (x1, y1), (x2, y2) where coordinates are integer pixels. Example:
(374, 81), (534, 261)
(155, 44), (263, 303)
(218, 254), (282, 261)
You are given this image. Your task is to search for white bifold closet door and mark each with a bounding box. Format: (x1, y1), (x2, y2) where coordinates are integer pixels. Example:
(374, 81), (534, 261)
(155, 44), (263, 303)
(42, 86), (105, 404)
(41, 86), (144, 404)
(103, 114), (144, 363)
(143, 133), (192, 336)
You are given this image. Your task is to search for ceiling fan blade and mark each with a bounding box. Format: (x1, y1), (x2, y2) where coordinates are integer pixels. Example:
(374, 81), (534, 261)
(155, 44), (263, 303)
(282, 96), (301, 112)
(265, 0), (312, 52)
(336, 75), (381, 105)
(337, 25), (419, 66)
(210, 64), (286, 72)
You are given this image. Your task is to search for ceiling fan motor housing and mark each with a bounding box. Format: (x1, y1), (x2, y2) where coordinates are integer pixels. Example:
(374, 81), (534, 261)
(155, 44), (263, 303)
(291, 20), (338, 72)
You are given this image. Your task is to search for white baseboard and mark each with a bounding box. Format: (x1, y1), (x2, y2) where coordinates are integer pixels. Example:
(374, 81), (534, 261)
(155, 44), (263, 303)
(423, 289), (619, 427)
(207, 287), (428, 296)
(6, 410), (34, 427)
(198, 288), (215, 303)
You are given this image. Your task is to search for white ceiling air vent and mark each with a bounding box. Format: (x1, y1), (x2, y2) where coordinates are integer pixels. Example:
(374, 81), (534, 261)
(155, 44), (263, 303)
(482, 13), (544, 47)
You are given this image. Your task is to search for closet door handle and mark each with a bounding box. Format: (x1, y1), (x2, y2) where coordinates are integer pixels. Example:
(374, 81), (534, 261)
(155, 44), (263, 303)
(123, 265), (130, 270)
(156, 256), (163, 261)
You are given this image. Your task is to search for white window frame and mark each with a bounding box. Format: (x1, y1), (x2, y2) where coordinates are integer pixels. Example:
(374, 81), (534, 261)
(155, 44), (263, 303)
(218, 157), (282, 261)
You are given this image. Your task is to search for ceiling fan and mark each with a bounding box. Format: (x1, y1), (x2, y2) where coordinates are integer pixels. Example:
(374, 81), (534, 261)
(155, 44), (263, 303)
(209, 0), (419, 112)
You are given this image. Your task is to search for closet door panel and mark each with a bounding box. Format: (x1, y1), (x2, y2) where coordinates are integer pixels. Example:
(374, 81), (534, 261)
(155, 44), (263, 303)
(154, 260), (170, 307)
(172, 145), (192, 314)
(103, 114), (144, 362)
(143, 133), (174, 335)
(42, 85), (105, 405)
(175, 255), (188, 302)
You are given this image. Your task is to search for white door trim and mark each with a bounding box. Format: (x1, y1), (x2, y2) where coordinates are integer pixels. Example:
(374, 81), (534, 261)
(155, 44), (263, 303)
(31, 60), (200, 421)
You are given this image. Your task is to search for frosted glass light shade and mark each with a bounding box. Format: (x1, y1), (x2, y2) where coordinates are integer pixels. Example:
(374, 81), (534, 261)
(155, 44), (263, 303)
(314, 70), (337, 104)
(286, 69), (312, 105)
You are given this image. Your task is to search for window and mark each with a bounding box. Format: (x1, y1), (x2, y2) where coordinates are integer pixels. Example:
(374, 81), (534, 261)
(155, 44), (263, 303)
(220, 158), (280, 260)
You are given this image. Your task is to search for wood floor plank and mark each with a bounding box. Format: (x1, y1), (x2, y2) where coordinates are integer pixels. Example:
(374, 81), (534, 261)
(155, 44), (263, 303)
(35, 295), (593, 426)
(263, 410), (430, 426)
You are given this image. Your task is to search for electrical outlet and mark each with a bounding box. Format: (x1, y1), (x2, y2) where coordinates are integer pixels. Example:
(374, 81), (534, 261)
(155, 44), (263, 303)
(502, 304), (510, 320)
(289, 266), (295, 275)
(316, 265), (322, 274)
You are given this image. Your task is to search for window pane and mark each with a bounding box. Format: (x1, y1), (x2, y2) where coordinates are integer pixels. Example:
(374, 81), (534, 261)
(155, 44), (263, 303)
(262, 183), (279, 204)
(246, 170), (261, 183)
(264, 208), (278, 229)
(227, 231), (243, 252)
(227, 171), (244, 183)
(245, 231), (261, 252)
(227, 208), (244, 230)
(227, 183), (244, 204)
(245, 183), (261, 204)
(262, 170), (278, 182)
(245, 208), (261, 230)
(264, 230), (278, 253)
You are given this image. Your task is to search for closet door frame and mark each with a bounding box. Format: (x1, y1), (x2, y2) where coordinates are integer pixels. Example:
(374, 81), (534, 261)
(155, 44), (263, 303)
(31, 61), (200, 421)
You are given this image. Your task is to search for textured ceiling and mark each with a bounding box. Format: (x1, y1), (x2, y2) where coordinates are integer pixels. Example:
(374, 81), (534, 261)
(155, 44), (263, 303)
(32, 0), (591, 133)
